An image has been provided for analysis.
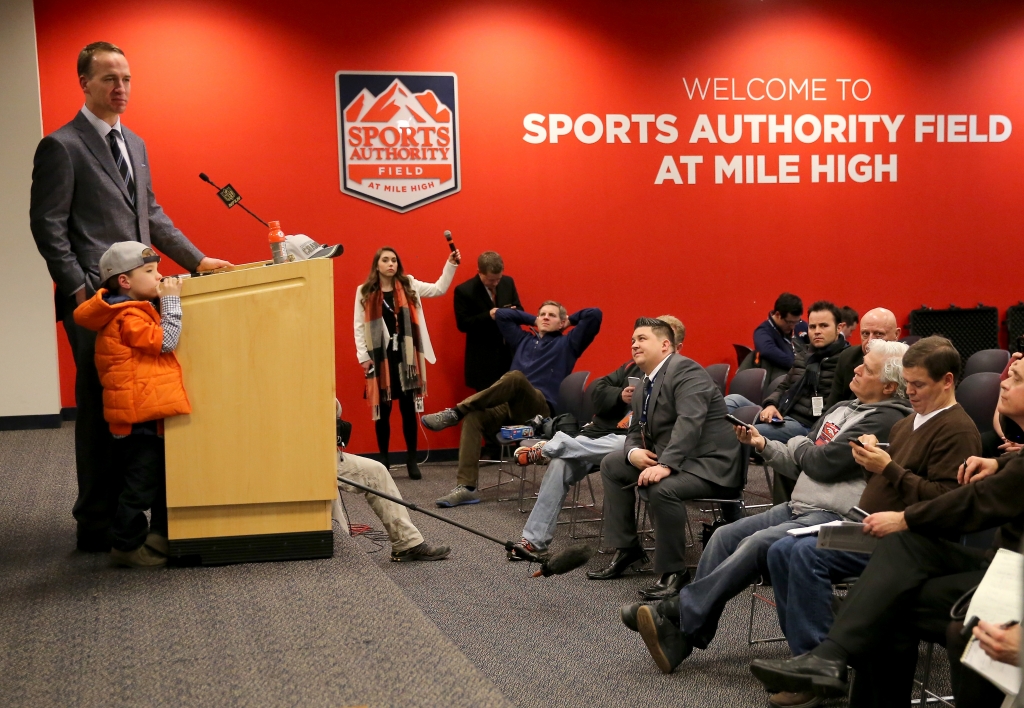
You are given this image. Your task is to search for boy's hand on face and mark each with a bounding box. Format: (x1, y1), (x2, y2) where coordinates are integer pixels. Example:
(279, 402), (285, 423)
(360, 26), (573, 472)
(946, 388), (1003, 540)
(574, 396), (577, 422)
(157, 276), (183, 298)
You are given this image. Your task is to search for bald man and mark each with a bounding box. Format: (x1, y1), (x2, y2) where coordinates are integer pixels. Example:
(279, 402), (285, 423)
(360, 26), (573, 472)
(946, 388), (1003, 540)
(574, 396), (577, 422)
(825, 308), (901, 409)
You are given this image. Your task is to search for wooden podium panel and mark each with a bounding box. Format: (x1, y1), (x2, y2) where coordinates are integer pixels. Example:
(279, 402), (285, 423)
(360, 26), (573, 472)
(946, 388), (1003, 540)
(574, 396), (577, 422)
(164, 259), (336, 562)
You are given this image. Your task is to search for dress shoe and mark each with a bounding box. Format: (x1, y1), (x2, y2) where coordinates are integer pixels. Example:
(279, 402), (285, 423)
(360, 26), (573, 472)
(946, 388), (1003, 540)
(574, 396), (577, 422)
(586, 546), (648, 580)
(636, 605), (692, 673)
(639, 570), (691, 600)
(750, 654), (848, 697)
(769, 691), (821, 708)
(144, 532), (169, 556)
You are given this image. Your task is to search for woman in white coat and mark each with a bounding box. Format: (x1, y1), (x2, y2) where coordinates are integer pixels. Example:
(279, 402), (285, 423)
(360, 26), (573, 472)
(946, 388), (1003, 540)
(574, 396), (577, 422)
(354, 246), (459, 479)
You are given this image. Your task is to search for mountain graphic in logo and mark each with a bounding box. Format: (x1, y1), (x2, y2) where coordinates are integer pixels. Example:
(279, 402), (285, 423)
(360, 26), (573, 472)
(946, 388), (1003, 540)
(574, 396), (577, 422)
(337, 73), (460, 213)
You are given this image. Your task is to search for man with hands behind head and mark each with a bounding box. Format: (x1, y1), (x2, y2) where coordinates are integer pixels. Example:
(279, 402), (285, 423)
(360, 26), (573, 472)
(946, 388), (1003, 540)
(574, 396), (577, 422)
(30, 42), (231, 552)
(590, 318), (741, 604)
(424, 301), (602, 508)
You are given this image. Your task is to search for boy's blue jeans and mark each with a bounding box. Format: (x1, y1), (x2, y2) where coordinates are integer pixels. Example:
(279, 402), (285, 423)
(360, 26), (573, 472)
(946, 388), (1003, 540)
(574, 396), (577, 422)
(111, 434), (167, 552)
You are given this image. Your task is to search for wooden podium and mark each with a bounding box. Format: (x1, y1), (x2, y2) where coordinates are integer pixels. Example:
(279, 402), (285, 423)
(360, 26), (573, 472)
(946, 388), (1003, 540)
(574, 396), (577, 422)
(164, 258), (337, 564)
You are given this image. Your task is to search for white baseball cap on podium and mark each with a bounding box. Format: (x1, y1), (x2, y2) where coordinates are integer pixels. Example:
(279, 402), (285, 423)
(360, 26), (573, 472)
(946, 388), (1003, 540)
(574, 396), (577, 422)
(283, 234), (343, 261)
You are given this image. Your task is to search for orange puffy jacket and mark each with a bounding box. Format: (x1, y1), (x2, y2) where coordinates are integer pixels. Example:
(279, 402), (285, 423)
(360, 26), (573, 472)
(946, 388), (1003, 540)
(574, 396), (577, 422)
(74, 290), (191, 435)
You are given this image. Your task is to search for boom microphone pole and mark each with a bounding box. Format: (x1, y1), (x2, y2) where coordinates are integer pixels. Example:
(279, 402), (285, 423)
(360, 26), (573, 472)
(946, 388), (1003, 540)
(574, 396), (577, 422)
(337, 474), (594, 577)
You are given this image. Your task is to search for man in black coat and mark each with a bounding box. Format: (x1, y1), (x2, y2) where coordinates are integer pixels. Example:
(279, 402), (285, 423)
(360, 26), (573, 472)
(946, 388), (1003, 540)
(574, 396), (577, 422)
(453, 251), (523, 391)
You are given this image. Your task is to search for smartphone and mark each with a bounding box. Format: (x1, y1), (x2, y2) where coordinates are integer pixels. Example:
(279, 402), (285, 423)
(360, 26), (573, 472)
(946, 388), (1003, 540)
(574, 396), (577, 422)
(770, 417), (784, 425)
(848, 506), (869, 522)
(627, 376), (642, 389)
(724, 413), (754, 429)
(850, 438), (866, 448)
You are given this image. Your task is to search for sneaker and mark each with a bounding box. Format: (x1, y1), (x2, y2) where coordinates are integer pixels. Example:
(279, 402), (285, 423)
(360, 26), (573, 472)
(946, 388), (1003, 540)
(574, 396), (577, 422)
(507, 537), (549, 561)
(144, 532), (169, 556)
(422, 408), (461, 431)
(391, 542), (451, 562)
(514, 440), (548, 466)
(110, 544), (167, 568)
(435, 485), (481, 507)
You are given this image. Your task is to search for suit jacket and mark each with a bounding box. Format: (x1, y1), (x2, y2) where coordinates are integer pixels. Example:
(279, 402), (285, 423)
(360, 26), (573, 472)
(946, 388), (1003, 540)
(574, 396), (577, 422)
(30, 111), (204, 300)
(625, 353), (743, 489)
(453, 274), (522, 389)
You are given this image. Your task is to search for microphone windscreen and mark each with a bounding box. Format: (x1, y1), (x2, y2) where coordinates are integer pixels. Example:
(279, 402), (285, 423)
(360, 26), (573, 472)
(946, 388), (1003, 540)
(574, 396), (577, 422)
(534, 544), (596, 577)
(444, 230), (452, 242)
(199, 173), (209, 182)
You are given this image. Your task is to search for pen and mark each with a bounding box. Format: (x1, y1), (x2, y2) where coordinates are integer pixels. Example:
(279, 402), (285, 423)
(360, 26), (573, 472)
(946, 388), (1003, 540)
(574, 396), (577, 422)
(1002, 620), (1020, 629)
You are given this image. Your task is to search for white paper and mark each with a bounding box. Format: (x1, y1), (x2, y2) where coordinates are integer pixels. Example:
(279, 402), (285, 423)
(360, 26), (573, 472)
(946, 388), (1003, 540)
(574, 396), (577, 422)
(962, 549), (1023, 697)
(787, 519), (844, 537)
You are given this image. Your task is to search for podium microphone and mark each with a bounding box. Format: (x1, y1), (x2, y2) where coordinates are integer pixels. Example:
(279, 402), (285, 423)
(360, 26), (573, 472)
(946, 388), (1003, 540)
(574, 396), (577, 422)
(199, 173), (269, 227)
(444, 230), (460, 264)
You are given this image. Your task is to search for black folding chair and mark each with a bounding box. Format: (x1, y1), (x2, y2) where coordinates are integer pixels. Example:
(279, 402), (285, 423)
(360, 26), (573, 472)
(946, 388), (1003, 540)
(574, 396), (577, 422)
(963, 348), (1010, 378)
(705, 363), (730, 396)
(729, 368), (766, 405)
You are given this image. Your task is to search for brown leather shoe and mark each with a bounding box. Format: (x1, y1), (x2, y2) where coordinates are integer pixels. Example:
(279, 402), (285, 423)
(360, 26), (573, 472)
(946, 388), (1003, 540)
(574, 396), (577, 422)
(769, 691), (821, 708)
(111, 545), (167, 568)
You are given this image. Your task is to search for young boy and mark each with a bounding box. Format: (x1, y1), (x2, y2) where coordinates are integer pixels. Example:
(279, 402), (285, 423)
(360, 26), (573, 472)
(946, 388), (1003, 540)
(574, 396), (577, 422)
(74, 242), (191, 568)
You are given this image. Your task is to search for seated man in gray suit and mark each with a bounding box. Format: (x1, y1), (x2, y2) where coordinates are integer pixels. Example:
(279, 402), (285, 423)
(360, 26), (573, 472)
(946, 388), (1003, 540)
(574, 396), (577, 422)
(589, 318), (743, 602)
(29, 41), (230, 552)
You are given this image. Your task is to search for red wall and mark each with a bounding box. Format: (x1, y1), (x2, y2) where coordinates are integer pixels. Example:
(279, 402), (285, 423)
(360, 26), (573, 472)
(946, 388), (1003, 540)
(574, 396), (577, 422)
(36, 0), (1024, 453)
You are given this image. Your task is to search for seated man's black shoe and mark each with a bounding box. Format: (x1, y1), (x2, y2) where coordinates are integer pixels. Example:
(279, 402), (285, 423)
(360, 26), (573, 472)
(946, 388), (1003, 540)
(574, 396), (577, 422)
(749, 654), (849, 698)
(586, 546), (648, 580)
(621, 594), (681, 632)
(636, 605), (692, 673)
(639, 570), (691, 600)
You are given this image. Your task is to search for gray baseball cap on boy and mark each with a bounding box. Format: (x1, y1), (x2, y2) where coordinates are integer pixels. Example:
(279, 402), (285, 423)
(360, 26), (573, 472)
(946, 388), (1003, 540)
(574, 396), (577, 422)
(98, 242), (161, 281)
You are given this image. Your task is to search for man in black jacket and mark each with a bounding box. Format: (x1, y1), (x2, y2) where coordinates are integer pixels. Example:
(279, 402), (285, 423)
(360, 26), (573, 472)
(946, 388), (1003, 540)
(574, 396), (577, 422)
(750, 358), (1024, 708)
(453, 251), (522, 391)
(727, 301), (848, 501)
(510, 316), (685, 561)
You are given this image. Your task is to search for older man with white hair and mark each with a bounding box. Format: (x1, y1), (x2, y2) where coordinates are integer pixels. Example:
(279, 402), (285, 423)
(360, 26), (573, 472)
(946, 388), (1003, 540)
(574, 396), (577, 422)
(826, 307), (901, 409)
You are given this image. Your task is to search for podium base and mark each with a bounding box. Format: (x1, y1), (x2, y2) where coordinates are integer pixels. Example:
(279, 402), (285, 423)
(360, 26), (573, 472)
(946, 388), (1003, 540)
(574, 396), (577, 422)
(169, 530), (334, 565)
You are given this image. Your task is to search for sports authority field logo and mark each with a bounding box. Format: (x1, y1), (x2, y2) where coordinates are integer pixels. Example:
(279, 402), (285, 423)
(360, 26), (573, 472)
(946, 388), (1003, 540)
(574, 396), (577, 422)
(336, 72), (460, 213)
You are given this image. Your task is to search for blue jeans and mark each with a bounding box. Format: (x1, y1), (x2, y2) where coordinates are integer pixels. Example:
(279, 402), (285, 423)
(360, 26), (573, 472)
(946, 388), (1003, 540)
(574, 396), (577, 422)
(678, 502), (841, 649)
(767, 535), (871, 656)
(724, 394), (809, 444)
(521, 432), (622, 550)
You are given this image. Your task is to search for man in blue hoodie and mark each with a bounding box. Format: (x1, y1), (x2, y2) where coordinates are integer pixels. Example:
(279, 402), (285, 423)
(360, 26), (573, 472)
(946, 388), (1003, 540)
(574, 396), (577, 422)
(424, 301), (602, 507)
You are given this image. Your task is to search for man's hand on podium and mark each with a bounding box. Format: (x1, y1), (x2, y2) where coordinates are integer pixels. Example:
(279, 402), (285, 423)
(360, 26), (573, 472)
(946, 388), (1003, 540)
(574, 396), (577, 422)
(197, 257), (233, 272)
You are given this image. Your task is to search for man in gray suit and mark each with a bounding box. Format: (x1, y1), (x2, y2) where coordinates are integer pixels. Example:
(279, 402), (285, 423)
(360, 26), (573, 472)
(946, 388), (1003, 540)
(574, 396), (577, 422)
(589, 318), (743, 600)
(29, 41), (231, 552)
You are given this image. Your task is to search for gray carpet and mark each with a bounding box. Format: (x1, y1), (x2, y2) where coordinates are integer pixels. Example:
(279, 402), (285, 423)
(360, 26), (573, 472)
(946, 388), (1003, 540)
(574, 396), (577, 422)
(0, 424), (951, 707)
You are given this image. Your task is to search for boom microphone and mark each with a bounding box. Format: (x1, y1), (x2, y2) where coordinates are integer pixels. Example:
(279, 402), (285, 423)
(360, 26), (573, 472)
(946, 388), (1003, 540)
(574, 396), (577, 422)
(533, 545), (596, 577)
(336, 473), (592, 577)
(444, 230), (460, 264)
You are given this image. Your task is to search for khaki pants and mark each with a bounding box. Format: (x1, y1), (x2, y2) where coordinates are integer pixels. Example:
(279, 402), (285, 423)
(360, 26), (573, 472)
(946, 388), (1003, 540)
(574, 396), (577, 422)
(455, 371), (550, 487)
(336, 451), (423, 552)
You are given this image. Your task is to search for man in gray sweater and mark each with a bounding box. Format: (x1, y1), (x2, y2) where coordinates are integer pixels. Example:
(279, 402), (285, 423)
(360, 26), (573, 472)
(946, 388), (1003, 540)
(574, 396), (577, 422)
(623, 340), (912, 675)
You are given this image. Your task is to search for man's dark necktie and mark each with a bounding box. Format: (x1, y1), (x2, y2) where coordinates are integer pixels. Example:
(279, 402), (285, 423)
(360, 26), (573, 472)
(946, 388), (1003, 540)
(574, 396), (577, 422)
(641, 376), (653, 424)
(107, 130), (136, 205)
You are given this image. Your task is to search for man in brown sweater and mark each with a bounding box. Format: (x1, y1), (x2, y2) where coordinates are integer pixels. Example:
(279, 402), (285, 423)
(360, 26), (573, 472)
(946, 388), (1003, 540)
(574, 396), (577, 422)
(750, 356), (1024, 707)
(761, 336), (981, 708)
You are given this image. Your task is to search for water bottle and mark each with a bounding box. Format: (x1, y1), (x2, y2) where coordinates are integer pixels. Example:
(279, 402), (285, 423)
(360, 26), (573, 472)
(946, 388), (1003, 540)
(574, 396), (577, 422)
(267, 220), (288, 264)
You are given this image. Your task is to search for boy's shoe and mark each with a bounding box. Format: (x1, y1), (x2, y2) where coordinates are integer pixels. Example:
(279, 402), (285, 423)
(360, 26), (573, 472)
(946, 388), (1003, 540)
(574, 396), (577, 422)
(391, 542), (451, 562)
(111, 544), (167, 568)
(422, 408), (461, 431)
(507, 537), (549, 562)
(435, 485), (481, 507)
(144, 532), (169, 556)
(514, 441), (548, 466)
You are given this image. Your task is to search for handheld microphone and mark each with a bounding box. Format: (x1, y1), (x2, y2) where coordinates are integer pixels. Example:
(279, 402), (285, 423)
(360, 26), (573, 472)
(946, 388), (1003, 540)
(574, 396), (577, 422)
(198, 173), (269, 227)
(444, 230), (460, 264)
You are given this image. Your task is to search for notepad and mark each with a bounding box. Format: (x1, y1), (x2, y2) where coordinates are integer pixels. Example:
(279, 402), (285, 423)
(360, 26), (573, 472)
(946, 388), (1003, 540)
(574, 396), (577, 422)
(961, 549), (1023, 698)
